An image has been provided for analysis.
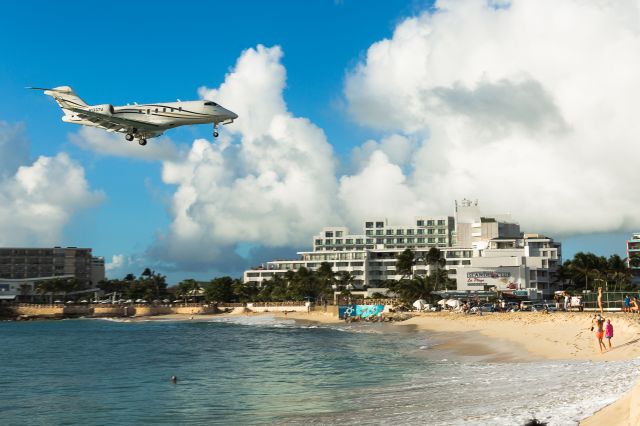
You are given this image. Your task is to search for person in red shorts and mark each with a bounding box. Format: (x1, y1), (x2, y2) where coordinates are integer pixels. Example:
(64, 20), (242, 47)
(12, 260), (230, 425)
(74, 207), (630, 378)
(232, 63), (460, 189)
(592, 314), (607, 353)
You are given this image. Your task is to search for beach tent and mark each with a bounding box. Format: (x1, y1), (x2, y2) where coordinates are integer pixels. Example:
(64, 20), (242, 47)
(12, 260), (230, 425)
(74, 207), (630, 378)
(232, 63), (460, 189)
(412, 299), (427, 311)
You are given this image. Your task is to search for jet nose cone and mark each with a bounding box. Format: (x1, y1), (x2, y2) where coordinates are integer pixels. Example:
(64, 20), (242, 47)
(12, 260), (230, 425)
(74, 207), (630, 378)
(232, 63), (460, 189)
(227, 109), (238, 120)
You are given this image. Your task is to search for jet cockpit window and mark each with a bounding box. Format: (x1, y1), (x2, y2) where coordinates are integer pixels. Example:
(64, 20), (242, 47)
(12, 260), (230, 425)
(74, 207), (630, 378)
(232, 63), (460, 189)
(204, 101), (218, 106)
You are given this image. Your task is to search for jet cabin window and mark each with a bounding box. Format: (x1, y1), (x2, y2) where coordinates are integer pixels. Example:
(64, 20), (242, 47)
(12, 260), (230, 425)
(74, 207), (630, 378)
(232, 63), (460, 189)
(204, 101), (218, 106)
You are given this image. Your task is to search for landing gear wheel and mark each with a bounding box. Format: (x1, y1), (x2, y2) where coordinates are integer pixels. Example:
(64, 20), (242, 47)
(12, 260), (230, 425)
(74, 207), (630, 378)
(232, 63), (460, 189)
(213, 123), (219, 138)
(125, 134), (134, 141)
(213, 131), (219, 138)
(139, 139), (147, 146)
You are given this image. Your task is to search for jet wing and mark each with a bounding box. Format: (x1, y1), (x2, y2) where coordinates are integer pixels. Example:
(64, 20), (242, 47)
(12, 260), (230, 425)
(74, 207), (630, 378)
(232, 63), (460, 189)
(67, 107), (162, 133)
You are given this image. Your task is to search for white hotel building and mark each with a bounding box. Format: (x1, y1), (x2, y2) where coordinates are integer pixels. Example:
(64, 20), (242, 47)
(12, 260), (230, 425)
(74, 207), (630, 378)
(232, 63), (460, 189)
(243, 200), (562, 300)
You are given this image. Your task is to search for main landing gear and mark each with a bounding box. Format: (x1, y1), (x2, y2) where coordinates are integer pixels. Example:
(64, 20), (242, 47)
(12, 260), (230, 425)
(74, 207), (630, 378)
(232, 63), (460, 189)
(125, 133), (134, 141)
(213, 123), (219, 138)
(138, 139), (147, 146)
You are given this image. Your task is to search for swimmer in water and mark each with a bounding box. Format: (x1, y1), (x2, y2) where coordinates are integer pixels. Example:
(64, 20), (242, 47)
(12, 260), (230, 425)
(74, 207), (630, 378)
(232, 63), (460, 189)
(171, 375), (177, 384)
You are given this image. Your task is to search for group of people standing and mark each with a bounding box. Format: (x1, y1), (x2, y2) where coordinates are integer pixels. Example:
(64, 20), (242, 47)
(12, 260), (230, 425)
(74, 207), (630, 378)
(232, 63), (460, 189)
(592, 314), (614, 353)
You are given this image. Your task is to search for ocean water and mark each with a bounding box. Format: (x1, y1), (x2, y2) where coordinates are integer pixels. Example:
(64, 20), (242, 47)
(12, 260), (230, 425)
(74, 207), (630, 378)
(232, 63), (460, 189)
(1, 315), (639, 426)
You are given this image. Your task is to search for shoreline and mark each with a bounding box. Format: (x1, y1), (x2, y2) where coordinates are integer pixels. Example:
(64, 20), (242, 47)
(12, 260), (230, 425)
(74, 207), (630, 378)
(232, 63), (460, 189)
(20, 309), (640, 424)
(274, 310), (640, 425)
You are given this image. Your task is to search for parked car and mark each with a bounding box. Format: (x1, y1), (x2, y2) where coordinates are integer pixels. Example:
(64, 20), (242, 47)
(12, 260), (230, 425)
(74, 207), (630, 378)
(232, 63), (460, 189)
(544, 303), (557, 312)
(520, 301), (533, 311)
(506, 302), (520, 311)
(531, 303), (545, 312)
(479, 303), (495, 312)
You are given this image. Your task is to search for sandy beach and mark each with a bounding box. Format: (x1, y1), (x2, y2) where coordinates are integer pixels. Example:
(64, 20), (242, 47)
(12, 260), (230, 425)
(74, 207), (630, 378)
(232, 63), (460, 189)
(276, 310), (640, 425)
(138, 309), (640, 424)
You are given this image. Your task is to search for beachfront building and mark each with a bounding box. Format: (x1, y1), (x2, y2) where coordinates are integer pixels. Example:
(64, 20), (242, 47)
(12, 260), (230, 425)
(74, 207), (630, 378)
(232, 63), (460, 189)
(454, 234), (562, 300)
(244, 200), (562, 299)
(0, 247), (104, 302)
(627, 232), (640, 285)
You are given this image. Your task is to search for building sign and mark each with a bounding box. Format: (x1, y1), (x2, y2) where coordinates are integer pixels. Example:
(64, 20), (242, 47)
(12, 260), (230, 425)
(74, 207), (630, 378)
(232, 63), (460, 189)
(467, 272), (511, 279)
(458, 267), (522, 291)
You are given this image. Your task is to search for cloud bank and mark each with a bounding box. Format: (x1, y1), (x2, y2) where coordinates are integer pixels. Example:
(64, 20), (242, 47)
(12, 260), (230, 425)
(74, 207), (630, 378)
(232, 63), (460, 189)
(69, 0), (640, 274)
(344, 0), (640, 235)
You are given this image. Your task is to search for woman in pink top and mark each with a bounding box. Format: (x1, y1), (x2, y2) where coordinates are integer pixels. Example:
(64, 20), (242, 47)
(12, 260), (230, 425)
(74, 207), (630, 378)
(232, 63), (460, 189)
(605, 319), (614, 350)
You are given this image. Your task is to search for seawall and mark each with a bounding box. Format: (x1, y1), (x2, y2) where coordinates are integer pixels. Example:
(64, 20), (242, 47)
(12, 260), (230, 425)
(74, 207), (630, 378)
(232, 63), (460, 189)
(3, 304), (220, 320)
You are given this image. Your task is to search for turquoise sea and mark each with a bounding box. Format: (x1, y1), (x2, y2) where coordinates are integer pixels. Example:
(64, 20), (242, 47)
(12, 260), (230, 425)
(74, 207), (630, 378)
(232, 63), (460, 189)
(2, 315), (639, 425)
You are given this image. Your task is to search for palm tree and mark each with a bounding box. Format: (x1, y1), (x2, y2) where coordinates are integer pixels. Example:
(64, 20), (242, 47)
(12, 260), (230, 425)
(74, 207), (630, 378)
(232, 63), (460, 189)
(425, 247), (446, 291)
(176, 279), (201, 305)
(396, 248), (416, 280)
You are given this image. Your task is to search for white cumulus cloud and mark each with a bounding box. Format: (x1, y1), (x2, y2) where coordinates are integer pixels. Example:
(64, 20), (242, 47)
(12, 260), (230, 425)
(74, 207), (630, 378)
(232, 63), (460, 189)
(344, 0), (640, 235)
(0, 123), (104, 246)
(150, 45), (341, 270)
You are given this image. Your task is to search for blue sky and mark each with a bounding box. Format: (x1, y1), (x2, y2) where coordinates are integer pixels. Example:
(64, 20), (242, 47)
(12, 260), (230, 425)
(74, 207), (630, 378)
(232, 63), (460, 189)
(0, 0), (635, 283)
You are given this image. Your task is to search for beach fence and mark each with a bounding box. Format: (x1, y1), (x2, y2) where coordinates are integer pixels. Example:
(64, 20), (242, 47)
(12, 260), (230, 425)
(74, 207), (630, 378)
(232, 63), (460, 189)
(580, 291), (627, 311)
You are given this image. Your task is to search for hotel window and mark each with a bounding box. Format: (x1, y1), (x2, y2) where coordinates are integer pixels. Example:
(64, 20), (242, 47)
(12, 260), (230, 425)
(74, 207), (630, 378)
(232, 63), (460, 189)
(438, 220), (446, 226)
(335, 231), (343, 237)
(417, 238), (425, 243)
(376, 230), (383, 235)
(427, 220), (435, 226)
(417, 229), (425, 235)
(396, 229), (404, 235)
(407, 238), (415, 244)
(386, 229), (394, 235)
(428, 229), (434, 235)
(397, 238), (404, 243)
(376, 221), (384, 228)
(346, 239), (353, 244)
(438, 228), (446, 234)
(417, 220), (424, 226)
(356, 239), (363, 244)
(325, 239), (332, 245)
(365, 222), (373, 228)
(366, 238), (374, 244)
(407, 229), (414, 235)
(376, 238), (384, 244)
(325, 231), (333, 238)
(163, 107), (166, 112)
(315, 239), (322, 245)
(428, 238), (435, 243)
(335, 239), (343, 245)
(155, 108), (158, 113)
(438, 238), (446, 243)
(366, 230), (373, 236)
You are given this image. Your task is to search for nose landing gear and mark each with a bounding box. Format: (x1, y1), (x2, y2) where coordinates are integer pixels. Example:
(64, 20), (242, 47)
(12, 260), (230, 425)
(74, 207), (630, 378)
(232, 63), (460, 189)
(213, 123), (219, 138)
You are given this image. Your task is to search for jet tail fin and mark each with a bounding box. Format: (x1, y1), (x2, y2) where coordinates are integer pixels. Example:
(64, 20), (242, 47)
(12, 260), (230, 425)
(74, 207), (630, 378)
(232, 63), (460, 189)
(29, 86), (88, 115)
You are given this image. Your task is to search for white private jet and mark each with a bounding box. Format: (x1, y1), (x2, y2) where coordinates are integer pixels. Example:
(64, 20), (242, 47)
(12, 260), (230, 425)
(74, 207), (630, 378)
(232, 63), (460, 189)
(30, 85), (238, 146)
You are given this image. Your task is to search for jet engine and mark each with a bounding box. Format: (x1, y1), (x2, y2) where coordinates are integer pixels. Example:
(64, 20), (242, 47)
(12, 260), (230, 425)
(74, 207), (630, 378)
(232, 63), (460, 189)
(89, 104), (115, 115)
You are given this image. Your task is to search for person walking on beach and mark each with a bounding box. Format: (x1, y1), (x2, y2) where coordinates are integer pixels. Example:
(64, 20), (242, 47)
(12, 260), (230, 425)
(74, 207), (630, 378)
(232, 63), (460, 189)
(592, 314), (607, 353)
(563, 292), (570, 311)
(597, 287), (603, 315)
(624, 294), (631, 313)
(605, 319), (614, 350)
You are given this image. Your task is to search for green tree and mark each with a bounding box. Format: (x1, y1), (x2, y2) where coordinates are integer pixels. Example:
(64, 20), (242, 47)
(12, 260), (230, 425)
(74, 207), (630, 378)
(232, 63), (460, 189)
(396, 248), (416, 280)
(205, 276), (235, 303)
(425, 247), (446, 291)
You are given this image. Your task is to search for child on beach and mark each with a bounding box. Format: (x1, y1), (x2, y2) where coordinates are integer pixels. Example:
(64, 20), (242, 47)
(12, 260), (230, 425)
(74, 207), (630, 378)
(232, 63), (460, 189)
(605, 319), (614, 350)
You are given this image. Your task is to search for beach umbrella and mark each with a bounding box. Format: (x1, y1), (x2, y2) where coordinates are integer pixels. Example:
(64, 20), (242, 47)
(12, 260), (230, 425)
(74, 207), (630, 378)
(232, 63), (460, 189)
(446, 299), (462, 308)
(412, 299), (427, 311)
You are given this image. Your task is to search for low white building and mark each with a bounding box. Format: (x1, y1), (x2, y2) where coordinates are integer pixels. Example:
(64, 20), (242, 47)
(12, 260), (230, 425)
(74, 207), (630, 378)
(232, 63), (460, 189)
(455, 234), (561, 299)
